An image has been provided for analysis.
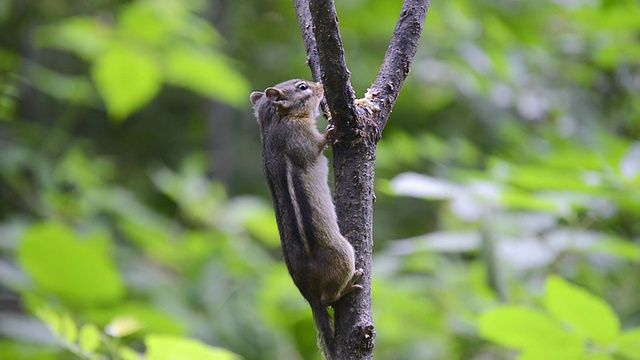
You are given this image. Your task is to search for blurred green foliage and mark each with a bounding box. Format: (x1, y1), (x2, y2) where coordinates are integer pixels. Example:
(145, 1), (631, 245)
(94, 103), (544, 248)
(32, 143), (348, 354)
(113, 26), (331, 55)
(479, 275), (640, 359)
(1, 0), (639, 359)
(34, 0), (249, 119)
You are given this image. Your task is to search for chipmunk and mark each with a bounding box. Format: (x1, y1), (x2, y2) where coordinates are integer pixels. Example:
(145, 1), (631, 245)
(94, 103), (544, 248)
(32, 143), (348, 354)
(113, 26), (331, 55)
(250, 79), (362, 359)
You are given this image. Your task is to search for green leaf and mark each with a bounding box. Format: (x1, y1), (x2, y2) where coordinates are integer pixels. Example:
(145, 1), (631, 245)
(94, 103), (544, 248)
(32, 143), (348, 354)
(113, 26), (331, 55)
(24, 60), (97, 105)
(518, 347), (585, 360)
(36, 17), (110, 60)
(18, 221), (125, 305)
(105, 316), (142, 338)
(55, 147), (112, 190)
(79, 324), (101, 354)
(85, 302), (185, 336)
(584, 355), (615, 360)
(92, 45), (162, 120)
(616, 328), (640, 359)
(60, 314), (78, 344)
(118, 2), (171, 46)
(588, 239), (640, 263)
(545, 275), (620, 343)
(478, 305), (582, 351)
(145, 335), (241, 360)
(119, 347), (142, 360)
(35, 306), (61, 335)
(499, 188), (559, 212)
(165, 46), (249, 107)
(0, 338), (61, 360)
(507, 165), (592, 191)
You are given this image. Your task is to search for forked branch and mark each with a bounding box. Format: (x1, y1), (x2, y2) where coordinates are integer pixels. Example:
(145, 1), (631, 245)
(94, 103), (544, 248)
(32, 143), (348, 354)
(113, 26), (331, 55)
(295, 0), (429, 134)
(292, 0), (429, 359)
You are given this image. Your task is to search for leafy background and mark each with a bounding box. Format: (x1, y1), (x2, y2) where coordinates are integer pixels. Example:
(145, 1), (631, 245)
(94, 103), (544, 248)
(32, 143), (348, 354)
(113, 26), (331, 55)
(1, 0), (639, 359)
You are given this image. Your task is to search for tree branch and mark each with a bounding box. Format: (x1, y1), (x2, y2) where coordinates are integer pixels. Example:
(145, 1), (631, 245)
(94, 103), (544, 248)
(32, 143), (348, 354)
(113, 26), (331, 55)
(370, 0), (430, 130)
(294, 0), (335, 120)
(295, 0), (358, 137)
(293, 1), (429, 359)
(293, 0), (321, 82)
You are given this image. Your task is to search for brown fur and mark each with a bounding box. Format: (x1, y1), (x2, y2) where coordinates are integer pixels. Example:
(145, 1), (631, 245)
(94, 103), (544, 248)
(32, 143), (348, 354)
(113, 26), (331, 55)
(250, 79), (362, 359)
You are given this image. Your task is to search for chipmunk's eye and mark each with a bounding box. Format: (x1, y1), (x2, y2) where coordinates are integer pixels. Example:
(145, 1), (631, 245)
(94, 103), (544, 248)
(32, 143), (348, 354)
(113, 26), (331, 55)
(297, 83), (309, 91)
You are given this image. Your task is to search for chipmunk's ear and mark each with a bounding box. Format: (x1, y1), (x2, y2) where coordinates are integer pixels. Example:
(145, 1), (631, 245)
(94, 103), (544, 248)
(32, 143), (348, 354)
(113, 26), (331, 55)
(250, 91), (264, 105)
(265, 87), (285, 104)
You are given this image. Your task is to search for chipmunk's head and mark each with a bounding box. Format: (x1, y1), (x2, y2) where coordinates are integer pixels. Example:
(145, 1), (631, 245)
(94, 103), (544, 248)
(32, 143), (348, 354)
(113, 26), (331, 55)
(250, 79), (323, 120)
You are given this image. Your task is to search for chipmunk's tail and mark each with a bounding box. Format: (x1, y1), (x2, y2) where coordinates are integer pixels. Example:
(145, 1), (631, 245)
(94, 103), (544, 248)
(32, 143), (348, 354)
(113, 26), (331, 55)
(310, 301), (335, 360)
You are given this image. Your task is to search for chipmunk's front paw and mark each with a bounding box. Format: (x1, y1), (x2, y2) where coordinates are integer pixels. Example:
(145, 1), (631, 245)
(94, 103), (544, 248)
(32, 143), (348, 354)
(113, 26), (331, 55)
(323, 124), (338, 145)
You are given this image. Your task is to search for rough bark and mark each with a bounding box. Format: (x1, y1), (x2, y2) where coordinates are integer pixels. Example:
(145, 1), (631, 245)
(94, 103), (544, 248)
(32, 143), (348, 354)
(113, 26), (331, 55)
(370, 0), (430, 130)
(293, 0), (429, 358)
